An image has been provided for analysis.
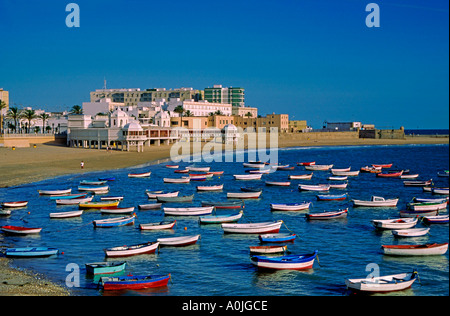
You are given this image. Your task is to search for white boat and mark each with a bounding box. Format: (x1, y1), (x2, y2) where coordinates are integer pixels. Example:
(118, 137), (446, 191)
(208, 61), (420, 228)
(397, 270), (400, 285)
(100, 206), (135, 214)
(80, 180), (107, 185)
(345, 271), (418, 293)
(371, 217), (418, 230)
(138, 203), (162, 210)
(1, 201), (28, 208)
(413, 197), (448, 204)
(265, 181), (291, 186)
(227, 191), (262, 199)
(270, 202), (311, 211)
(128, 171), (151, 178)
(139, 220), (176, 230)
(243, 163), (265, 168)
(331, 167), (351, 172)
(352, 196), (399, 207)
(329, 182), (348, 189)
(382, 243), (449, 256)
(100, 196), (124, 201)
(331, 170), (360, 176)
(157, 235), (200, 246)
(163, 206), (214, 216)
(199, 211), (244, 224)
(197, 184), (224, 191)
(392, 227), (430, 237)
(49, 210), (84, 218)
(249, 245), (288, 254)
(146, 190), (179, 199)
(298, 184), (330, 191)
(187, 166), (210, 172)
(221, 220), (283, 234)
(432, 188), (449, 195)
(38, 188), (72, 195)
(400, 174), (419, 179)
(407, 201), (448, 211)
(104, 241), (160, 257)
(304, 164), (333, 171)
(233, 174), (262, 180)
(289, 173), (313, 180)
(78, 185), (109, 192)
(55, 196), (93, 205)
(163, 177), (190, 183)
(328, 176), (348, 181)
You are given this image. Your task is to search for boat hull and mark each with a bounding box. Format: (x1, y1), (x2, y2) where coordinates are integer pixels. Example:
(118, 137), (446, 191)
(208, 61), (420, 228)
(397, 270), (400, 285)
(101, 274), (170, 291)
(382, 243), (449, 256)
(222, 221), (282, 234)
(251, 251), (318, 270)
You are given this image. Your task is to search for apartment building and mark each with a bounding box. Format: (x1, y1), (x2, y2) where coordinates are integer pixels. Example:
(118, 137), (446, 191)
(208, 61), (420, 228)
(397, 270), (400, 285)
(204, 85), (244, 107)
(0, 88), (9, 113)
(233, 114), (289, 132)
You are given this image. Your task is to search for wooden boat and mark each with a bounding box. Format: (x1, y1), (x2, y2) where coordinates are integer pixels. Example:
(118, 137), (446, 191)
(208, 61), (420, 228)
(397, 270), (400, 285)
(0, 209), (12, 216)
(157, 235), (200, 246)
(128, 171), (151, 178)
(328, 176), (348, 181)
(432, 188), (449, 195)
(100, 274), (170, 291)
(259, 233), (296, 243)
(316, 193), (347, 201)
(197, 184), (223, 191)
(248, 169), (271, 174)
(79, 201), (120, 209)
(331, 167), (351, 172)
(234, 174), (262, 180)
(413, 197), (448, 203)
(331, 170), (360, 176)
(157, 194), (195, 203)
(277, 166), (295, 171)
(399, 209), (438, 218)
(298, 184), (330, 191)
(243, 162), (265, 168)
(400, 174), (419, 179)
(138, 203), (162, 210)
(55, 196), (93, 205)
(1, 225), (42, 235)
(297, 161), (315, 166)
(100, 196), (124, 201)
(49, 210), (83, 218)
(371, 217), (418, 230)
(78, 185), (109, 192)
(352, 196), (398, 207)
(403, 179), (433, 187)
(227, 191), (262, 199)
(407, 201), (447, 211)
(209, 171), (224, 175)
(1, 201), (28, 208)
(381, 243), (449, 256)
(376, 171), (403, 178)
(100, 206), (135, 214)
(265, 181), (291, 186)
(139, 220), (176, 230)
(345, 271), (418, 293)
(38, 188), (72, 195)
(289, 173), (313, 180)
(199, 211), (244, 224)
(93, 215), (135, 228)
(304, 164), (333, 171)
(85, 262), (127, 275)
(163, 206), (213, 216)
(80, 180), (107, 185)
(163, 177), (190, 183)
(423, 215), (449, 224)
(174, 169), (189, 173)
(146, 190), (179, 199)
(4, 247), (58, 257)
(240, 187), (262, 192)
(104, 241), (159, 257)
(166, 164), (179, 169)
(222, 220), (283, 234)
(251, 251), (318, 270)
(187, 166), (210, 172)
(329, 182), (348, 189)
(360, 166), (382, 173)
(249, 245), (288, 254)
(49, 193), (87, 200)
(201, 200), (243, 209)
(188, 175), (207, 181)
(270, 202), (310, 211)
(371, 163), (393, 168)
(392, 227), (430, 237)
(305, 208), (348, 220)
(437, 170), (449, 177)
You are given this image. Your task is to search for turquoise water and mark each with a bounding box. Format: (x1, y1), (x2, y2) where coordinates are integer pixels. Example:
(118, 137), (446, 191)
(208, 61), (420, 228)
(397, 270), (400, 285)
(0, 144), (448, 296)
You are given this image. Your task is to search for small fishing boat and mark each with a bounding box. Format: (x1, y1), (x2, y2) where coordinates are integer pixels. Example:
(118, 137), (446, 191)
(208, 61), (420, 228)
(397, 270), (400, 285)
(297, 161), (315, 166)
(277, 166), (295, 171)
(146, 190), (179, 199)
(400, 174), (419, 179)
(316, 193), (347, 201)
(166, 164), (179, 169)
(85, 262), (127, 275)
(289, 173), (313, 180)
(174, 169), (189, 173)
(100, 196), (124, 201)
(49, 210), (84, 218)
(432, 188), (449, 195)
(360, 166), (382, 173)
(138, 203), (162, 210)
(265, 181), (291, 186)
(331, 170), (360, 176)
(437, 170), (449, 177)
(298, 184), (330, 191)
(249, 245), (288, 254)
(188, 175), (207, 181)
(4, 247), (58, 257)
(163, 177), (190, 183)
(139, 220), (176, 230)
(371, 217), (418, 230)
(371, 163), (393, 168)
(157, 235), (200, 246)
(331, 167), (351, 172)
(399, 209), (438, 218)
(234, 174), (263, 180)
(187, 166), (210, 172)
(407, 201), (447, 211)
(49, 193), (87, 200)
(79, 201), (120, 209)
(413, 197), (448, 204)
(305, 208), (348, 220)
(104, 241), (159, 257)
(222, 220), (283, 234)
(403, 179), (433, 187)
(80, 180), (107, 185)
(209, 171), (224, 175)
(197, 184), (223, 191)
(304, 164), (333, 171)
(78, 185), (110, 192)
(381, 243), (449, 256)
(345, 271), (418, 293)
(38, 188), (72, 195)
(100, 206), (135, 214)
(128, 171), (151, 178)
(1, 201), (28, 208)
(328, 176), (348, 181)
(243, 162), (265, 168)
(100, 274), (170, 291)
(93, 215), (136, 228)
(157, 194), (195, 203)
(259, 233), (296, 243)
(0, 209), (12, 216)
(329, 182), (348, 189)
(201, 200), (243, 209)
(392, 227), (430, 237)
(227, 191), (262, 199)
(376, 171), (403, 178)
(163, 206), (213, 216)
(55, 196), (93, 205)
(251, 250), (318, 270)
(248, 169), (271, 174)
(422, 215), (449, 224)
(199, 211), (244, 224)
(1, 225), (42, 235)
(270, 202), (310, 211)
(352, 196), (398, 207)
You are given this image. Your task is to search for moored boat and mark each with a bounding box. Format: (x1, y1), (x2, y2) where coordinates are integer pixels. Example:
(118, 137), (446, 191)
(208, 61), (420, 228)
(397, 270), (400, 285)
(265, 181), (291, 186)
(146, 190), (179, 199)
(270, 202), (310, 211)
(329, 182), (348, 189)
(305, 208), (348, 220)
(104, 241), (159, 257)
(1, 225), (42, 235)
(100, 274), (170, 291)
(407, 201), (447, 211)
(345, 271), (418, 293)
(128, 171), (151, 178)
(298, 184), (330, 191)
(360, 166), (382, 173)
(4, 247), (58, 257)
(80, 180), (107, 185)
(371, 217), (418, 230)
(201, 200), (243, 209)
(187, 166), (210, 172)
(55, 196), (93, 205)
(258, 233), (296, 243)
(304, 164), (333, 171)
(227, 191), (262, 199)
(251, 251), (318, 270)
(157, 235), (200, 246)
(399, 209), (438, 218)
(352, 196), (399, 207)
(297, 161), (315, 166)
(138, 203), (162, 210)
(38, 188), (72, 195)
(100, 206), (135, 214)
(157, 194), (195, 203)
(163, 206), (213, 216)
(78, 185), (109, 192)
(371, 163), (393, 168)
(381, 243), (449, 256)
(100, 196), (124, 201)
(199, 211), (244, 224)
(249, 245), (288, 254)
(403, 179), (433, 187)
(316, 193), (347, 201)
(197, 184), (224, 191)
(331, 170), (360, 176)
(163, 177), (190, 183)
(422, 215), (449, 224)
(93, 215), (136, 228)
(49, 193), (87, 200)
(85, 262), (127, 275)
(222, 220), (283, 234)
(432, 188), (449, 195)
(392, 227), (430, 237)
(79, 201), (120, 209)
(139, 220), (176, 230)
(49, 210), (84, 218)
(1, 201), (28, 208)
(234, 174), (263, 180)
(376, 171), (403, 178)
(289, 173), (313, 180)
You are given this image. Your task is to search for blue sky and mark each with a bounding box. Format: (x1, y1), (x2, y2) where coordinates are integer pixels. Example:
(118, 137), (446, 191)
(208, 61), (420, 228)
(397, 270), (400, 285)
(0, 0), (448, 129)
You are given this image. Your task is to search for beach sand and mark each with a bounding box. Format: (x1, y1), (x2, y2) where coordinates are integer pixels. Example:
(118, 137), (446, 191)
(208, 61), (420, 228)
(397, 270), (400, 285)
(0, 135), (448, 295)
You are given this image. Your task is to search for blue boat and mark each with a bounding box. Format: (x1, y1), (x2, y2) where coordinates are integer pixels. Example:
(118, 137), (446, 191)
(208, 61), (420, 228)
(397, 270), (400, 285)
(316, 193), (348, 201)
(49, 193), (87, 200)
(4, 247), (59, 257)
(85, 262), (127, 275)
(259, 233), (296, 243)
(93, 215), (136, 228)
(251, 250), (318, 270)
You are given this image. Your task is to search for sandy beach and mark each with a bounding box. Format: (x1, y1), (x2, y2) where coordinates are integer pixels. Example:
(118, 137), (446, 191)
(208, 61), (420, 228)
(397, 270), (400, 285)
(0, 134), (448, 295)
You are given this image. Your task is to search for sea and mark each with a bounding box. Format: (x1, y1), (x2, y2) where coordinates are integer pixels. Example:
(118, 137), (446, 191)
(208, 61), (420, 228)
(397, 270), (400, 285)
(0, 144), (448, 296)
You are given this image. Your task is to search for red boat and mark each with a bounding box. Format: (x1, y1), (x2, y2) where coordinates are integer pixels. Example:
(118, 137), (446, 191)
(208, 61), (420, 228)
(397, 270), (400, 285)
(376, 171), (403, 178)
(372, 163), (393, 168)
(174, 169), (189, 173)
(100, 274), (170, 291)
(1, 225), (42, 235)
(297, 162), (315, 166)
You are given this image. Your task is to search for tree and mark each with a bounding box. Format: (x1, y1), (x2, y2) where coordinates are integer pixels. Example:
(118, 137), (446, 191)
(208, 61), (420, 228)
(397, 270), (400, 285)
(39, 112), (50, 134)
(20, 109), (37, 133)
(184, 110), (193, 117)
(6, 106), (20, 133)
(245, 112), (253, 118)
(214, 110), (223, 116)
(70, 105), (83, 114)
(0, 100), (7, 135)
(173, 105), (184, 117)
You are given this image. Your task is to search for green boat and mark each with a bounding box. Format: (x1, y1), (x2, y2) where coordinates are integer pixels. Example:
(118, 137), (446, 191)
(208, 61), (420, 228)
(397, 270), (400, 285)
(85, 262), (127, 275)
(156, 194), (194, 203)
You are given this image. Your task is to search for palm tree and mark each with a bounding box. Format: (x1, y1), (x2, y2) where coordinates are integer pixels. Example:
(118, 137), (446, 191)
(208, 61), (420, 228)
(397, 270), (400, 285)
(20, 109), (37, 133)
(245, 112), (253, 118)
(39, 112), (50, 134)
(0, 100), (7, 135)
(184, 110), (193, 117)
(214, 110), (223, 116)
(6, 106), (21, 133)
(70, 105), (83, 114)
(173, 105), (184, 117)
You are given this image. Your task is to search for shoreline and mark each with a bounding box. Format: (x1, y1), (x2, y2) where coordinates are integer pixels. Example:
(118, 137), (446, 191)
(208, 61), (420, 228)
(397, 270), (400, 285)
(0, 135), (448, 295)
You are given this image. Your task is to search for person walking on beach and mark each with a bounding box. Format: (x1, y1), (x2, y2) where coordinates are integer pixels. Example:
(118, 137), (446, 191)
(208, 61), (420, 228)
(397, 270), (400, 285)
(80, 161), (84, 169)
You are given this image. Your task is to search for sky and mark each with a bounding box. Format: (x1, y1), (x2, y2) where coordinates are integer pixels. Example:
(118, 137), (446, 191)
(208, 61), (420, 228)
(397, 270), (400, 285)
(0, 0), (448, 129)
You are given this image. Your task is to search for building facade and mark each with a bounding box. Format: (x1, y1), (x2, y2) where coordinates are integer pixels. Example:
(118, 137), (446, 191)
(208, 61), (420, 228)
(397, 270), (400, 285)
(204, 85), (244, 107)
